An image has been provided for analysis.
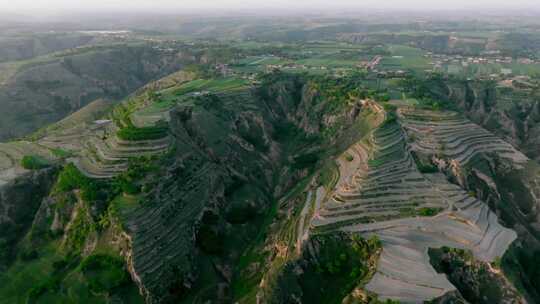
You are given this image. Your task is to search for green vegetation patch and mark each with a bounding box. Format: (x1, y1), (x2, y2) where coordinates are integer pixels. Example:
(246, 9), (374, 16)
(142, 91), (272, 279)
(20, 155), (50, 170)
(55, 163), (115, 202)
(0, 241), (60, 303)
(292, 152), (320, 169)
(79, 254), (129, 293)
(381, 44), (431, 73)
(63, 203), (94, 254)
(0, 239), (139, 304)
(170, 77), (249, 96)
(56, 164), (90, 192)
(411, 151), (439, 173)
(117, 121), (168, 141)
(263, 233), (382, 304)
(50, 148), (73, 159)
(318, 161), (340, 190)
(418, 207), (443, 217)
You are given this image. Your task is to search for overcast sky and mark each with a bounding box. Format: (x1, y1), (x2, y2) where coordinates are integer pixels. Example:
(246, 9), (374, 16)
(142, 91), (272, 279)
(0, 0), (537, 13)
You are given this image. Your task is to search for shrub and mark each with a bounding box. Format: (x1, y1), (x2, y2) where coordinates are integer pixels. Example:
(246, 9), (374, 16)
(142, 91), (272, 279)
(51, 148), (72, 158)
(56, 164), (114, 202)
(52, 259), (68, 272)
(117, 125), (168, 141)
(418, 207), (441, 217)
(27, 277), (61, 301)
(19, 248), (39, 261)
(376, 93), (391, 102)
(116, 120), (168, 141)
(226, 203), (257, 224)
(382, 103), (397, 112)
(196, 226), (224, 254)
(0, 238), (8, 263)
(20, 155), (50, 170)
(113, 156), (158, 195)
(119, 180), (140, 195)
(56, 164), (89, 192)
(292, 152), (319, 169)
(80, 254), (128, 293)
(417, 163), (438, 173)
(492, 256), (502, 269)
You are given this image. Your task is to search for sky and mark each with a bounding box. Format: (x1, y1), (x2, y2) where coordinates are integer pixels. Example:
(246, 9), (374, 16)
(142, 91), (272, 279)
(0, 0), (538, 14)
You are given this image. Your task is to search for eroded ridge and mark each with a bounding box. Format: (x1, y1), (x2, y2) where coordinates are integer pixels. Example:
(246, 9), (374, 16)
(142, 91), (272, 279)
(398, 108), (528, 166)
(307, 112), (517, 303)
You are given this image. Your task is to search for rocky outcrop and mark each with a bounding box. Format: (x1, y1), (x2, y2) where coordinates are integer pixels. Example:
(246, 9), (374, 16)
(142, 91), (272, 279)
(259, 233), (381, 304)
(429, 247), (525, 304)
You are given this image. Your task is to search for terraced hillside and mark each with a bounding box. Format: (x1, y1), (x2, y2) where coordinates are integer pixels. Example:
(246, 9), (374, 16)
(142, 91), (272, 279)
(72, 124), (171, 179)
(3, 66), (535, 303)
(106, 75), (341, 302)
(68, 77), (251, 179)
(398, 108), (528, 166)
(304, 105), (521, 303)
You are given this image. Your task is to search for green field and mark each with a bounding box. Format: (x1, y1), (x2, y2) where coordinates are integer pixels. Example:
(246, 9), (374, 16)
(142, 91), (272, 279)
(141, 77), (250, 113)
(380, 45), (431, 73)
(296, 57), (359, 68)
(238, 56), (289, 66)
(170, 77), (249, 95)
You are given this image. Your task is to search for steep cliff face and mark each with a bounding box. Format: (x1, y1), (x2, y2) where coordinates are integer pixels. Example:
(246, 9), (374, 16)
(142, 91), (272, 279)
(0, 166), (58, 270)
(429, 247), (525, 304)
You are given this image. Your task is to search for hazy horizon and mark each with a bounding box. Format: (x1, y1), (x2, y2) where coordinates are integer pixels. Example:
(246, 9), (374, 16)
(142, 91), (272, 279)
(1, 0), (539, 15)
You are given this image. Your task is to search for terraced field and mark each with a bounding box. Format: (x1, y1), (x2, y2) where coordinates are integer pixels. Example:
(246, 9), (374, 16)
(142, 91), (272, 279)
(0, 141), (57, 186)
(398, 108), (528, 166)
(114, 156), (220, 301)
(72, 122), (170, 179)
(303, 104), (519, 303)
(72, 78), (254, 179)
(1, 77), (253, 182)
(312, 119), (448, 231)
